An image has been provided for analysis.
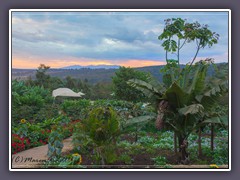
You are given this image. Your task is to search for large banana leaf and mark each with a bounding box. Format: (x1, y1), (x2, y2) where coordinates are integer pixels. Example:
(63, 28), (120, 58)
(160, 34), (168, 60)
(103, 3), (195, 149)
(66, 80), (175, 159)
(202, 115), (228, 126)
(163, 82), (190, 108)
(197, 81), (228, 111)
(178, 104), (204, 116)
(188, 64), (208, 95)
(127, 79), (163, 97)
(204, 81), (228, 97)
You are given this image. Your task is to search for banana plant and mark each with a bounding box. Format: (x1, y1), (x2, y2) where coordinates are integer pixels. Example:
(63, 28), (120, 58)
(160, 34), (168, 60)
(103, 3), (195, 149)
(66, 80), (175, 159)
(128, 60), (228, 163)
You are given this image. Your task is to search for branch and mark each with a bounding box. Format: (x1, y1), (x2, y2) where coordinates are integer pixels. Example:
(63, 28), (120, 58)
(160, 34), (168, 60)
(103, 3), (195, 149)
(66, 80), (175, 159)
(196, 39), (199, 47)
(179, 39), (187, 50)
(189, 44), (201, 68)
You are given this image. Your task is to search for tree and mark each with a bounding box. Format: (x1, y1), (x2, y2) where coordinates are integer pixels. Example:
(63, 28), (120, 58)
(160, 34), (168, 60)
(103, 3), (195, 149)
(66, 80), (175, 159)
(65, 76), (77, 89)
(25, 76), (34, 87)
(112, 67), (152, 102)
(198, 62), (228, 153)
(184, 22), (219, 66)
(159, 18), (219, 157)
(35, 64), (51, 88)
(128, 60), (228, 163)
(92, 82), (113, 100)
(82, 80), (93, 99)
(158, 18), (187, 65)
(48, 77), (64, 90)
(158, 18), (219, 66)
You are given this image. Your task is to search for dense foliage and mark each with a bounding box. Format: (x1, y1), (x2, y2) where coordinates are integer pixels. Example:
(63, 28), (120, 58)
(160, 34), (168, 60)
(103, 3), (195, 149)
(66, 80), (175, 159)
(12, 80), (57, 124)
(128, 60), (228, 164)
(158, 18), (219, 65)
(112, 66), (152, 102)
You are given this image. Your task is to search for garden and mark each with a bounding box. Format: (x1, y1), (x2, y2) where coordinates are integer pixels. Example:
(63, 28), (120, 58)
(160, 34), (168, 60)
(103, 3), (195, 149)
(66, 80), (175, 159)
(11, 64), (229, 169)
(11, 17), (229, 169)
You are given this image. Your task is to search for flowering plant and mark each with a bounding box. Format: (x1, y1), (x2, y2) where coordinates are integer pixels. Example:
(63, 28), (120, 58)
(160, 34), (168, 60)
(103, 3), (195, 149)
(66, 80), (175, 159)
(209, 164), (219, 168)
(11, 134), (30, 154)
(72, 153), (82, 165)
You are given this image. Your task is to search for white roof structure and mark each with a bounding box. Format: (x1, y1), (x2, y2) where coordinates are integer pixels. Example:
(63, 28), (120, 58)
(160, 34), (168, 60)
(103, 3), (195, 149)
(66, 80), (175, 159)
(52, 88), (85, 98)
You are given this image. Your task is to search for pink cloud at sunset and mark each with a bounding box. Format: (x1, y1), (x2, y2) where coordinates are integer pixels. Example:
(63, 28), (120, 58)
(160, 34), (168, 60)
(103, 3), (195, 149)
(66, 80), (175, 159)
(117, 60), (166, 67)
(12, 57), (166, 69)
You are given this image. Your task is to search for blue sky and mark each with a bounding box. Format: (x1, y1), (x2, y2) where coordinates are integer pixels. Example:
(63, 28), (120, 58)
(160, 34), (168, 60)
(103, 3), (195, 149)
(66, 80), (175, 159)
(12, 11), (229, 68)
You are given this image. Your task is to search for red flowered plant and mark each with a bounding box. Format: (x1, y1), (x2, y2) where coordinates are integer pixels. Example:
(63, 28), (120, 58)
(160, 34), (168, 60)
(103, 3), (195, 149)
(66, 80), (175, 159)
(11, 134), (30, 154)
(12, 119), (81, 154)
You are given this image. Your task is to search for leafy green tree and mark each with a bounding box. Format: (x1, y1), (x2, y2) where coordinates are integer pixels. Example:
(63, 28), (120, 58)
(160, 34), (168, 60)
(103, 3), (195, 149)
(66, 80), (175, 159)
(112, 67), (151, 102)
(158, 18), (186, 64)
(158, 18), (219, 66)
(184, 22), (219, 66)
(65, 76), (77, 89)
(81, 79), (93, 99)
(128, 60), (228, 163)
(198, 62), (228, 153)
(48, 77), (64, 91)
(35, 64), (51, 88)
(25, 76), (35, 87)
(159, 18), (220, 156)
(92, 82), (113, 100)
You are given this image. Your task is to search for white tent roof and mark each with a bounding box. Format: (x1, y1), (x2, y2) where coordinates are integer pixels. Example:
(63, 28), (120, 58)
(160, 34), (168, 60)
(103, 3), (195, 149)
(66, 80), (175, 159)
(52, 88), (85, 98)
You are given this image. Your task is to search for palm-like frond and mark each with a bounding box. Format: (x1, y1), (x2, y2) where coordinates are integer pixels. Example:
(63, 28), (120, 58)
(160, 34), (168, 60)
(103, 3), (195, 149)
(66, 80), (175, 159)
(163, 82), (190, 108)
(127, 79), (164, 98)
(196, 78), (228, 112)
(128, 61), (228, 139)
(178, 104), (204, 116)
(202, 115), (228, 126)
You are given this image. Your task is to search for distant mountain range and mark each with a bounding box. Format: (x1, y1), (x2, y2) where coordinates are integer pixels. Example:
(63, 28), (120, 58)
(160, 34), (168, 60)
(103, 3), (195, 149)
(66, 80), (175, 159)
(12, 63), (228, 84)
(61, 64), (120, 69)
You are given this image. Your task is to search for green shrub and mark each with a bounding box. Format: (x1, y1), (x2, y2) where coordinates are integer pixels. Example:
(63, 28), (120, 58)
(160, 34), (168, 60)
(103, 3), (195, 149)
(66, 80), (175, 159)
(12, 81), (55, 124)
(138, 136), (156, 145)
(47, 126), (64, 158)
(34, 104), (59, 123)
(119, 154), (133, 165)
(73, 107), (121, 165)
(153, 131), (174, 151)
(61, 99), (91, 120)
(12, 105), (37, 124)
(47, 116), (70, 158)
(152, 156), (167, 166)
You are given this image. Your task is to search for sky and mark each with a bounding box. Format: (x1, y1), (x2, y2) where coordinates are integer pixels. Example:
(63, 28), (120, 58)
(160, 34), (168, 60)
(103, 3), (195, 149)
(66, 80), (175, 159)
(11, 11), (229, 69)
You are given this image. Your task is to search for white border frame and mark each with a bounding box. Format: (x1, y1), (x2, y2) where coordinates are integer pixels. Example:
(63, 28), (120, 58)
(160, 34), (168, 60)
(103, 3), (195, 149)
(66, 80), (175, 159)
(9, 9), (231, 171)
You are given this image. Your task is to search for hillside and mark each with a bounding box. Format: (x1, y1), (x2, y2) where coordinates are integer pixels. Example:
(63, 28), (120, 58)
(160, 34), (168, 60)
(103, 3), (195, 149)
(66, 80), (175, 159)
(12, 68), (117, 84)
(12, 63), (228, 84)
(61, 64), (120, 69)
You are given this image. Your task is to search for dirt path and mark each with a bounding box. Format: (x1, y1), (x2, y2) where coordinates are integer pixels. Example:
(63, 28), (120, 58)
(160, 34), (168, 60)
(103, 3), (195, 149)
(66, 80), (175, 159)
(11, 137), (73, 168)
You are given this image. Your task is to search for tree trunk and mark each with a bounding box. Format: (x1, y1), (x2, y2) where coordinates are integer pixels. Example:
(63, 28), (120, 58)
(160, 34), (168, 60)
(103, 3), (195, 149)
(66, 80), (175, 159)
(174, 131), (177, 154)
(189, 46), (200, 67)
(198, 128), (202, 157)
(166, 50), (168, 62)
(178, 136), (189, 164)
(211, 123), (214, 151)
(177, 38), (180, 65)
